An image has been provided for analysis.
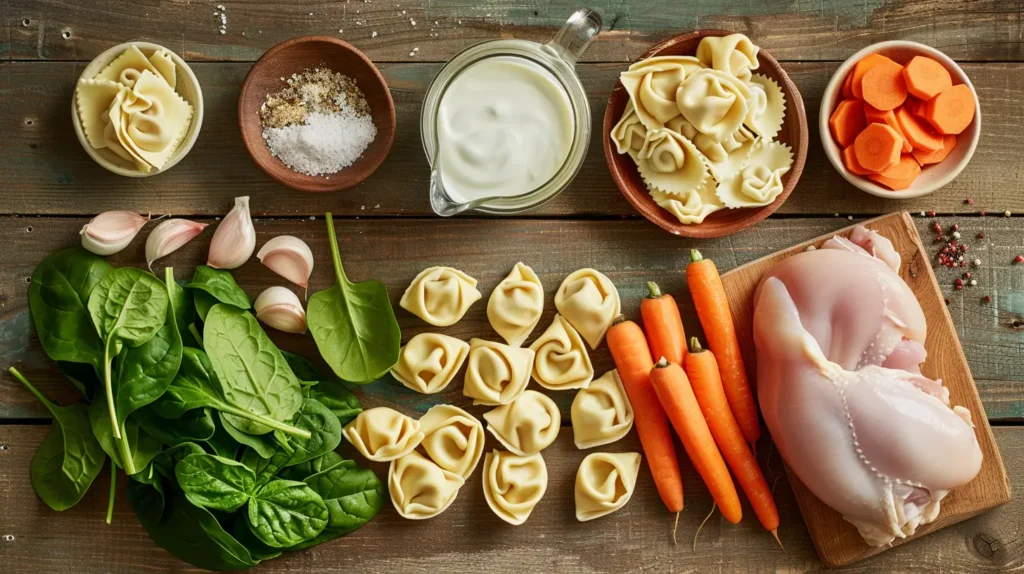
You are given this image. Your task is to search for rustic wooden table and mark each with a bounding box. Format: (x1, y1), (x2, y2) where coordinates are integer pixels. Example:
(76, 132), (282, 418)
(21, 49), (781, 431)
(1, 1), (1022, 572)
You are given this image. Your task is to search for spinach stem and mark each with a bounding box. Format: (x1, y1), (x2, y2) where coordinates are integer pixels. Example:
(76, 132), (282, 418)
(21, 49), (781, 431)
(189, 323), (204, 348)
(219, 404), (312, 440)
(117, 425), (137, 475)
(103, 339), (121, 440)
(8, 367), (55, 411)
(325, 213), (347, 284)
(106, 462), (116, 525)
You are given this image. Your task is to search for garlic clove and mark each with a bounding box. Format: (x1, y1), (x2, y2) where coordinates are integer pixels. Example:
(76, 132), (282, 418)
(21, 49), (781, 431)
(80, 211), (150, 256)
(257, 235), (314, 288)
(146, 218), (209, 270)
(207, 196), (256, 270)
(254, 286), (307, 334)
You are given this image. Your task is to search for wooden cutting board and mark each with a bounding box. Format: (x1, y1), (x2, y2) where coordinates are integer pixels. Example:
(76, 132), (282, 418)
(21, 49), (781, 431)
(719, 211), (1011, 567)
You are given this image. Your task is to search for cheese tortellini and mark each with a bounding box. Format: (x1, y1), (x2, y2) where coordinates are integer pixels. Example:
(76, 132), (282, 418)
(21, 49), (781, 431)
(554, 269), (621, 350)
(634, 127), (710, 197)
(482, 450), (548, 525)
(575, 452), (642, 522)
(571, 370), (635, 449)
(610, 101), (647, 156)
(715, 140), (794, 208)
(389, 450), (465, 520)
(343, 407), (424, 462)
(400, 266), (481, 327)
(529, 315), (594, 390)
(418, 404), (484, 479)
(483, 390), (561, 456)
(695, 33), (760, 81)
(676, 69), (751, 143)
(391, 333), (470, 394)
(463, 339), (534, 406)
(487, 262), (544, 347)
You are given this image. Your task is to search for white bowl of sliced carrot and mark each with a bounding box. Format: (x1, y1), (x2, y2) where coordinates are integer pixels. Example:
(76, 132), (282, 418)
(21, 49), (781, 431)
(820, 41), (980, 199)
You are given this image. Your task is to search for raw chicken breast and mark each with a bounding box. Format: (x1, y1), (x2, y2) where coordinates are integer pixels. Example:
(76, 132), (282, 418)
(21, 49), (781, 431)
(753, 226), (982, 546)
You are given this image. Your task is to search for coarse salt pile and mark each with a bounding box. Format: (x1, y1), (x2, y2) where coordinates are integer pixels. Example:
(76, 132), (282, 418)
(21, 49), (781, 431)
(263, 109), (376, 176)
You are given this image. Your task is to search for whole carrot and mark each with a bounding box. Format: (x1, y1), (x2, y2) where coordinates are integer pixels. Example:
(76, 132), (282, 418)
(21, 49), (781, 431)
(649, 358), (742, 525)
(641, 282), (687, 365)
(607, 317), (684, 522)
(686, 338), (781, 544)
(686, 249), (760, 445)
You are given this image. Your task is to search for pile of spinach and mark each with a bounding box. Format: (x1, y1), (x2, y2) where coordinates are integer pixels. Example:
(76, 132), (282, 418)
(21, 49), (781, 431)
(16, 247), (383, 570)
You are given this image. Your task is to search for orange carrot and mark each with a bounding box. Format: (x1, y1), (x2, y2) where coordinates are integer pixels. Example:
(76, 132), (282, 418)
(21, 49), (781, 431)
(650, 358), (742, 525)
(851, 53), (896, 99)
(861, 60), (908, 111)
(841, 70), (855, 99)
(912, 134), (957, 165)
(641, 282), (687, 365)
(686, 250), (759, 445)
(895, 107), (945, 152)
(607, 317), (684, 516)
(864, 104), (912, 153)
(828, 99), (866, 148)
(903, 96), (926, 118)
(842, 144), (874, 175)
(854, 123), (902, 172)
(922, 84), (976, 135)
(685, 338), (780, 538)
(903, 56), (953, 100)
(869, 154), (921, 190)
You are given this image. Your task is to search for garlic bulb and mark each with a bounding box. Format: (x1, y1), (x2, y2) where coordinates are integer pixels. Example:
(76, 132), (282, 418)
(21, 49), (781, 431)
(80, 211), (149, 255)
(145, 218), (208, 269)
(257, 235), (314, 288)
(254, 286), (307, 334)
(208, 196), (256, 269)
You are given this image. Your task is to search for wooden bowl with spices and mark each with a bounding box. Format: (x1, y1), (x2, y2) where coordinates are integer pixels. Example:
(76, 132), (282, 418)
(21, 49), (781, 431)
(239, 36), (396, 192)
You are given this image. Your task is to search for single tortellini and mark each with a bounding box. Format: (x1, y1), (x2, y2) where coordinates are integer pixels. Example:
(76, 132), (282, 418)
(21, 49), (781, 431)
(391, 333), (470, 394)
(482, 450), (548, 525)
(343, 407), (424, 462)
(619, 59), (687, 129)
(417, 404), (485, 479)
(487, 262), (544, 347)
(676, 69), (751, 143)
(610, 101), (647, 156)
(389, 450), (465, 520)
(716, 140), (794, 208)
(554, 269), (621, 350)
(571, 370), (635, 449)
(695, 33), (760, 81)
(483, 390), (561, 455)
(529, 315), (594, 391)
(745, 73), (786, 140)
(400, 266), (482, 327)
(651, 178), (724, 225)
(634, 128), (709, 197)
(575, 452), (642, 522)
(463, 339), (535, 406)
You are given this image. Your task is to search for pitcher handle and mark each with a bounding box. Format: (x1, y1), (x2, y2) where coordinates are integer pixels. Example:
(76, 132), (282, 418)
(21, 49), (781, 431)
(544, 8), (602, 68)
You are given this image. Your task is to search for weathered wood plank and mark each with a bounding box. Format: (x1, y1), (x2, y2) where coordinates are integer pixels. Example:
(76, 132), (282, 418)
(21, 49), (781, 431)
(6, 0), (1024, 63)
(2, 216), (1022, 421)
(2, 61), (1022, 217)
(0, 424), (1020, 572)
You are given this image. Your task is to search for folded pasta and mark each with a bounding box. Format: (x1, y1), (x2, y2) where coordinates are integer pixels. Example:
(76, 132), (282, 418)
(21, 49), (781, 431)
(571, 370), (634, 449)
(391, 333), (470, 394)
(482, 450), (548, 525)
(400, 266), (482, 327)
(487, 262), (544, 347)
(483, 390), (561, 455)
(529, 315), (594, 391)
(343, 407), (424, 462)
(389, 450), (465, 520)
(575, 452), (642, 522)
(463, 338), (534, 406)
(554, 269), (621, 350)
(418, 404), (485, 479)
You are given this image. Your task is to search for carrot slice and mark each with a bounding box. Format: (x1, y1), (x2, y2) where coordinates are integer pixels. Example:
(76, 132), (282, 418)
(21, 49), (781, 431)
(903, 56), (953, 100)
(903, 96), (926, 118)
(854, 123), (902, 172)
(895, 107), (944, 152)
(851, 53), (896, 99)
(861, 60), (908, 111)
(923, 84), (976, 135)
(829, 99), (866, 148)
(864, 104), (912, 153)
(912, 134), (957, 165)
(843, 144), (875, 175)
(841, 70), (855, 99)
(868, 154), (921, 190)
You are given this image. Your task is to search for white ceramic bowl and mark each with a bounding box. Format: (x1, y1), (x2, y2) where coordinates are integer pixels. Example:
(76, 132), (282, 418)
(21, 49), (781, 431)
(72, 41), (204, 178)
(820, 40), (980, 199)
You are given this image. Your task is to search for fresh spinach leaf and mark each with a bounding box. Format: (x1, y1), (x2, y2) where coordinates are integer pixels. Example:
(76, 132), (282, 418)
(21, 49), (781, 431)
(303, 380), (362, 425)
(231, 519), (283, 562)
(280, 351), (322, 383)
(193, 290), (219, 323)
(247, 479), (328, 548)
(9, 367), (105, 511)
(290, 459), (384, 549)
(169, 273), (197, 347)
(28, 248), (112, 370)
(57, 361), (100, 401)
(205, 415), (242, 459)
(186, 265), (251, 310)
(308, 213), (401, 384)
(277, 451), (346, 482)
(280, 398), (342, 468)
(204, 304), (304, 436)
(134, 406), (215, 445)
(220, 413), (279, 458)
(88, 398), (162, 474)
(240, 447), (290, 488)
(175, 453), (257, 512)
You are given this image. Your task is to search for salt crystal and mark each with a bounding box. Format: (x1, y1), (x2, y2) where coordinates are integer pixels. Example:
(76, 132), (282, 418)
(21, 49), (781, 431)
(371, 31), (377, 37)
(263, 110), (377, 176)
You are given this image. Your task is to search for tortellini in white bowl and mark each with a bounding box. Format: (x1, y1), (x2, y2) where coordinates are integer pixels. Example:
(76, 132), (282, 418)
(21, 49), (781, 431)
(463, 339), (535, 406)
(400, 266), (482, 327)
(529, 315), (594, 391)
(389, 450), (465, 520)
(483, 390), (561, 456)
(554, 268), (621, 350)
(482, 450), (548, 525)
(390, 333), (470, 394)
(343, 407), (424, 462)
(571, 370), (635, 449)
(418, 404), (485, 479)
(487, 262), (544, 347)
(575, 452), (642, 522)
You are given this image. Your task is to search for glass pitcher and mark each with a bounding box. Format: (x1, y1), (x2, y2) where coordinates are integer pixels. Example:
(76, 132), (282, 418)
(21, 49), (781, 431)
(420, 8), (602, 216)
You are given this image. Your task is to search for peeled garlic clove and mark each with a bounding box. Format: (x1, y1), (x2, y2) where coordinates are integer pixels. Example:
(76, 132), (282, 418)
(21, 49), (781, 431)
(255, 286), (307, 334)
(257, 235), (314, 288)
(145, 218), (209, 269)
(208, 196), (256, 269)
(80, 211), (149, 255)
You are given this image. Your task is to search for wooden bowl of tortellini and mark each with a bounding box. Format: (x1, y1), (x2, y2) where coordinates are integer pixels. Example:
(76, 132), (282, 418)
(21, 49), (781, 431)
(603, 30), (807, 238)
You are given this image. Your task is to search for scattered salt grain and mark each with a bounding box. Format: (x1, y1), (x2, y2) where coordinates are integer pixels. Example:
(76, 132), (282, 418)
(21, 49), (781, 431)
(263, 111), (376, 176)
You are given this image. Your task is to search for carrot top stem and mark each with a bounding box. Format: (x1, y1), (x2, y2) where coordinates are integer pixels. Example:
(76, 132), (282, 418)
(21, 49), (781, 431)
(655, 357), (669, 368)
(646, 281), (663, 299)
(689, 337), (704, 353)
(690, 249), (704, 263)
(612, 314), (627, 327)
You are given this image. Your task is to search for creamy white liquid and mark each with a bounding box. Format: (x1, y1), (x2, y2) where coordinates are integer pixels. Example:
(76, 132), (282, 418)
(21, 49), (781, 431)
(437, 56), (574, 203)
